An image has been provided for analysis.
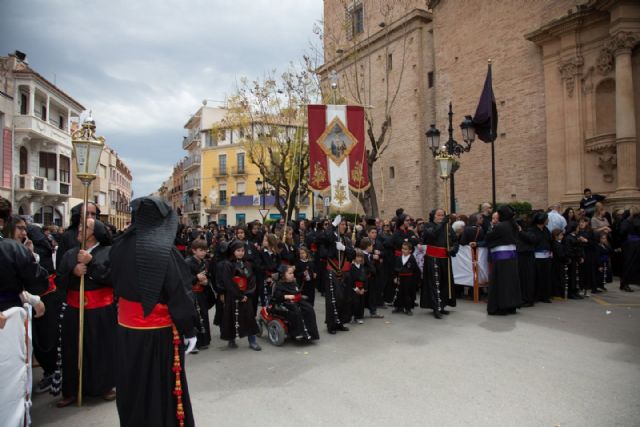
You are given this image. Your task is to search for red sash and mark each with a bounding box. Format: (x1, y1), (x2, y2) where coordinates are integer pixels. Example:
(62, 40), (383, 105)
(394, 250), (402, 257)
(292, 293), (302, 303)
(118, 297), (172, 329)
(310, 243), (318, 252)
(326, 259), (351, 273)
(399, 272), (413, 277)
(42, 274), (57, 296)
(233, 276), (248, 292)
(426, 245), (448, 259)
(67, 287), (114, 309)
(175, 244), (186, 252)
(281, 259), (291, 266)
(354, 281), (365, 289)
(192, 284), (205, 293)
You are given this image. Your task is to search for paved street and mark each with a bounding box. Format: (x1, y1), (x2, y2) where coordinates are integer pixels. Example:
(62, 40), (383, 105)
(32, 283), (640, 427)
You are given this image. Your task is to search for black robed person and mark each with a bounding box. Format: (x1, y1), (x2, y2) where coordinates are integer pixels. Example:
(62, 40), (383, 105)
(420, 209), (459, 319)
(111, 197), (198, 427)
(56, 218), (116, 407)
(485, 206), (522, 315)
(317, 215), (355, 334)
(620, 207), (640, 292)
(219, 239), (261, 350)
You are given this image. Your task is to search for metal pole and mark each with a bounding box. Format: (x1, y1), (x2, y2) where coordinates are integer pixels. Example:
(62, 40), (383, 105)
(447, 103), (456, 214)
(77, 180), (90, 406)
(491, 139), (496, 209)
(443, 177), (452, 300)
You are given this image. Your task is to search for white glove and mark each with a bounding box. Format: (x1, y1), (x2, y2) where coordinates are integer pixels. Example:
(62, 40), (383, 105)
(184, 337), (198, 354)
(336, 241), (346, 251)
(332, 214), (342, 228)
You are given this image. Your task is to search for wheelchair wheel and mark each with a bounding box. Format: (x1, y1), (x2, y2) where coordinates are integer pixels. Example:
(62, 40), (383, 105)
(267, 320), (286, 346)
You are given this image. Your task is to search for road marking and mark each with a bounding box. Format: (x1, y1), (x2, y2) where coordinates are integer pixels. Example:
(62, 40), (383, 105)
(591, 296), (640, 307)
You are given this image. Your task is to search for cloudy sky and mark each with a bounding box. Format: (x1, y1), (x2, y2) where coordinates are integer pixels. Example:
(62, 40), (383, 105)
(0, 0), (323, 196)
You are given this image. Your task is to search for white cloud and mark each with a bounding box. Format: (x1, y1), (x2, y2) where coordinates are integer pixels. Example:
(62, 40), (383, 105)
(0, 0), (323, 197)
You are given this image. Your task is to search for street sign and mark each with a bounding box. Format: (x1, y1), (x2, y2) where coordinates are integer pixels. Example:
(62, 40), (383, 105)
(323, 197), (331, 207)
(258, 209), (270, 219)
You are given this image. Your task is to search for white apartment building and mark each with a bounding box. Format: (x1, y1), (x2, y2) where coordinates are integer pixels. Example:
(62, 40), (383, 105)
(1, 51), (84, 225)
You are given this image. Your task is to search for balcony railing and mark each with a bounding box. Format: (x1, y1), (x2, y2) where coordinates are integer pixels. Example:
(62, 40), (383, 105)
(13, 115), (70, 146)
(183, 180), (199, 192)
(231, 166), (247, 176)
(204, 199), (227, 213)
(183, 202), (201, 214)
(182, 134), (201, 150)
(183, 154), (201, 170)
(212, 168), (228, 178)
(16, 174), (48, 192)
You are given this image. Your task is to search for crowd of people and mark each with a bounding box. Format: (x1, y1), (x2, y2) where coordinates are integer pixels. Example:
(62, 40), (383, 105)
(1, 188), (639, 426)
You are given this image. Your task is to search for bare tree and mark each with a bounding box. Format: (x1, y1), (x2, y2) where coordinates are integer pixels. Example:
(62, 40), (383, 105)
(222, 65), (320, 221)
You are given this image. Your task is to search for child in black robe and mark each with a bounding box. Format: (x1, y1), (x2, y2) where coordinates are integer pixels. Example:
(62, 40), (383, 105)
(550, 229), (570, 299)
(595, 232), (611, 292)
(349, 250), (368, 324)
(184, 238), (213, 351)
(220, 240), (261, 351)
(295, 246), (316, 306)
(272, 264), (319, 341)
(393, 242), (421, 315)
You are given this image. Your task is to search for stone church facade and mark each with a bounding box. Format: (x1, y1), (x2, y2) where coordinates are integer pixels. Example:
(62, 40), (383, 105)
(320, 0), (640, 217)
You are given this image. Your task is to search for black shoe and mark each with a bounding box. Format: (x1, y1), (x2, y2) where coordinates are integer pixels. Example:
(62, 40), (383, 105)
(521, 302), (534, 308)
(228, 341), (238, 349)
(337, 325), (350, 332)
(600, 286), (608, 292)
(540, 299), (552, 303)
(392, 308), (402, 313)
(327, 329), (336, 335)
(405, 309), (413, 316)
(592, 289), (602, 294)
(568, 294), (583, 300)
(440, 309), (450, 315)
(433, 310), (442, 319)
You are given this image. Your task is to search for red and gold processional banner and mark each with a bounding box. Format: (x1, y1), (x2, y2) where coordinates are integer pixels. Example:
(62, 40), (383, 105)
(307, 105), (370, 209)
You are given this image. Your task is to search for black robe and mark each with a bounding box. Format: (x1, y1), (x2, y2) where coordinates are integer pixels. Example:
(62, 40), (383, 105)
(317, 228), (354, 330)
(378, 232), (395, 303)
(220, 259), (259, 340)
(272, 280), (319, 340)
(564, 233), (584, 297)
(295, 259), (316, 306)
(530, 226), (553, 301)
(620, 216), (640, 286)
(349, 262), (368, 319)
(577, 229), (597, 291)
(485, 221), (522, 314)
(57, 244), (116, 399)
(516, 228), (537, 305)
(551, 239), (570, 298)
(0, 238), (49, 310)
(394, 254), (421, 311)
(258, 249), (280, 306)
(184, 255), (212, 348)
(112, 239), (197, 427)
(420, 221), (458, 310)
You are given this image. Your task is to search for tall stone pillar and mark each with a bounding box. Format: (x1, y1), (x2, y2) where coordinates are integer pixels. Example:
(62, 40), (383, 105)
(559, 56), (584, 196)
(610, 31), (639, 192)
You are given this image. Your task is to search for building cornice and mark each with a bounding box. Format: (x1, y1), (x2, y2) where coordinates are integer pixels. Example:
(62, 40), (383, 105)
(13, 68), (85, 112)
(525, 3), (608, 45)
(317, 8), (432, 74)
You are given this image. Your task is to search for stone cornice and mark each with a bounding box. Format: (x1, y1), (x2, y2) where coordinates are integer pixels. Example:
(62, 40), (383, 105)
(525, 5), (608, 45)
(317, 8), (433, 75)
(606, 30), (640, 54)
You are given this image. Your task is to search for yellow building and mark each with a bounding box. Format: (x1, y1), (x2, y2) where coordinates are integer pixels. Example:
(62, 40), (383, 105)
(201, 119), (312, 226)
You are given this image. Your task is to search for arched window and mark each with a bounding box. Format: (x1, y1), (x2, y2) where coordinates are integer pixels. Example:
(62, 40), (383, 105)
(595, 79), (615, 135)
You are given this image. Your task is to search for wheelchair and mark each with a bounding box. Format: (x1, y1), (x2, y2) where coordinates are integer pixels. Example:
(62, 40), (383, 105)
(256, 304), (289, 346)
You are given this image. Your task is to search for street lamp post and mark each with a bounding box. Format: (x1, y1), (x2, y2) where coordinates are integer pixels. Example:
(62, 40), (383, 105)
(425, 103), (476, 213)
(434, 146), (456, 301)
(329, 70), (338, 104)
(255, 176), (267, 223)
(71, 115), (105, 406)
